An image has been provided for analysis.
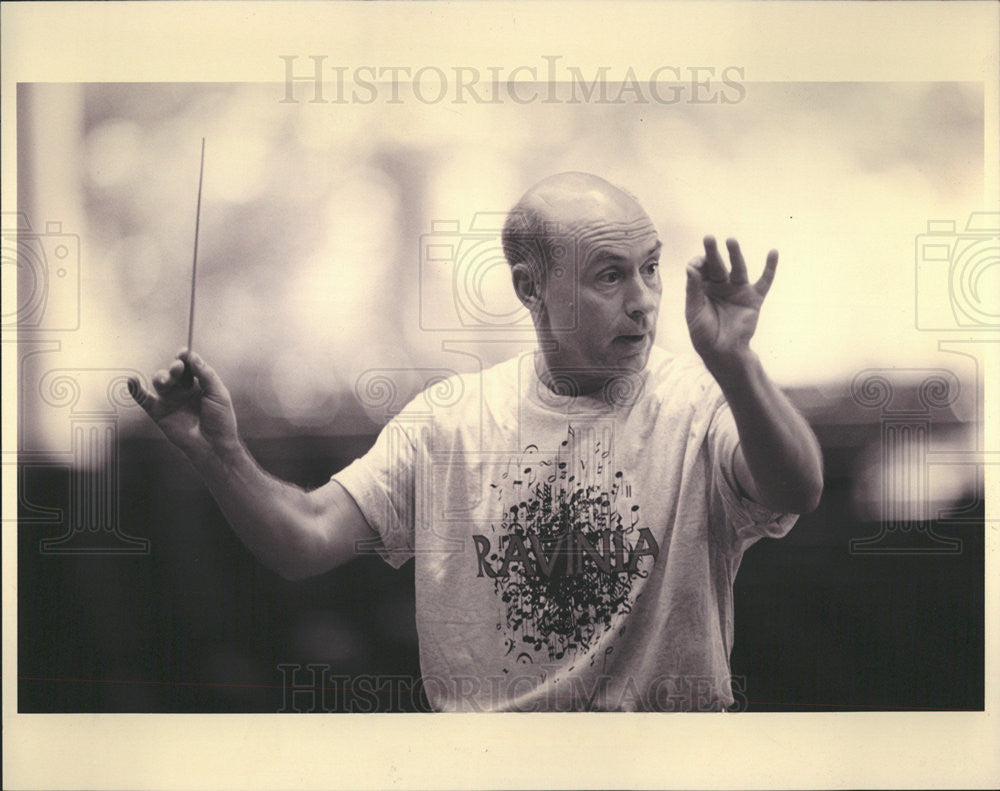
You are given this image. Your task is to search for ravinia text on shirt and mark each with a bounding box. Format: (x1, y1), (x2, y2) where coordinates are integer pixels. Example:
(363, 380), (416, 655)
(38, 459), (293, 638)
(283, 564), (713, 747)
(334, 347), (798, 711)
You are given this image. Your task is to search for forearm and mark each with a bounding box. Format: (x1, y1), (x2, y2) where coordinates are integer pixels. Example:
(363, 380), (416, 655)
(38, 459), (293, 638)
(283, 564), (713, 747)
(188, 439), (350, 580)
(130, 351), (369, 579)
(706, 349), (824, 514)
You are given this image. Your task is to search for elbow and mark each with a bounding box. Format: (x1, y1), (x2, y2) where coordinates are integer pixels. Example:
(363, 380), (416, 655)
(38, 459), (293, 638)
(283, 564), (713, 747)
(269, 530), (326, 582)
(273, 541), (341, 582)
(790, 465), (824, 515)
(784, 443), (825, 515)
(762, 468), (824, 515)
(271, 499), (342, 582)
(796, 478), (824, 515)
(803, 452), (825, 513)
(763, 487), (821, 516)
(272, 527), (351, 582)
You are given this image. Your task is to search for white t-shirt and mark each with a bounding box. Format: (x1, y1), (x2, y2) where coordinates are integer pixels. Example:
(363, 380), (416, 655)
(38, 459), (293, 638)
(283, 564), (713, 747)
(334, 346), (798, 711)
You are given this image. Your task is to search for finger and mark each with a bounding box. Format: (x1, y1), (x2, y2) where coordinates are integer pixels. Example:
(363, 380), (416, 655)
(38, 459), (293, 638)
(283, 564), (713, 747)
(152, 368), (174, 396)
(127, 376), (158, 416)
(701, 236), (729, 283)
(174, 348), (196, 387)
(179, 361), (195, 388)
(168, 358), (187, 382)
(685, 262), (708, 312)
(170, 357), (197, 390)
(182, 350), (227, 397)
(726, 238), (748, 285)
(687, 256), (709, 284)
(754, 249), (779, 298)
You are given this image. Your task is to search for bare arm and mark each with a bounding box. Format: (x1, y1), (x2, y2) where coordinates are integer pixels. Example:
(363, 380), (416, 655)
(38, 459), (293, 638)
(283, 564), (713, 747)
(128, 350), (375, 580)
(686, 237), (823, 514)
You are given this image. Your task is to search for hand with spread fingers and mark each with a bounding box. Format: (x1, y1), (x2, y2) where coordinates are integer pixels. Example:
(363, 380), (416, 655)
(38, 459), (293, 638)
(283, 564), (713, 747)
(685, 236), (778, 369)
(683, 234), (822, 514)
(128, 349), (240, 464)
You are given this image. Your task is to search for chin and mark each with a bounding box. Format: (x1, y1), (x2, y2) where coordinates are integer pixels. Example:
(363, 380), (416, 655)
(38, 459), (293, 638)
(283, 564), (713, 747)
(624, 353), (650, 372)
(611, 349), (649, 374)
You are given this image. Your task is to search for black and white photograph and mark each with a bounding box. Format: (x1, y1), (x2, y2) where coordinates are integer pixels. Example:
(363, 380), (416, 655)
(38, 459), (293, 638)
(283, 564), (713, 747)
(3, 1), (998, 789)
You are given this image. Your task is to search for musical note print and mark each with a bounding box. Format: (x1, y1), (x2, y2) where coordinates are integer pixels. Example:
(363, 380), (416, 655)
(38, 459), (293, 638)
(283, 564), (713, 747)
(476, 426), (659, 673)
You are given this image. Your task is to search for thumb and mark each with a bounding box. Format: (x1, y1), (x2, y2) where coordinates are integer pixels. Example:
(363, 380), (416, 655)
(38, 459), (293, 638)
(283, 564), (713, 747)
(685, 260), (707, 315)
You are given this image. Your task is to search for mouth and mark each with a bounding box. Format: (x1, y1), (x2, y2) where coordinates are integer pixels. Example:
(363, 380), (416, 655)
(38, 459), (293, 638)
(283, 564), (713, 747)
(614, 334), (647, 345)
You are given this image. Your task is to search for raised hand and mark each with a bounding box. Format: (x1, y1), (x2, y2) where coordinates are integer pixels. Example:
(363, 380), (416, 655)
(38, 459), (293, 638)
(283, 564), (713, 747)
(128, 349), (240, 463)
(685, 236), (777, 369)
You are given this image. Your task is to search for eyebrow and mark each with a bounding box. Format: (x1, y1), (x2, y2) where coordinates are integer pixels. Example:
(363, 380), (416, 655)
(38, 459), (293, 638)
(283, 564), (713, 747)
(588, 239), (662, 265)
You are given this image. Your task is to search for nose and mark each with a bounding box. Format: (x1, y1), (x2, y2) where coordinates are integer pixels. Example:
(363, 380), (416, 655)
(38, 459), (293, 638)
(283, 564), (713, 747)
(624, 273), (658, 323)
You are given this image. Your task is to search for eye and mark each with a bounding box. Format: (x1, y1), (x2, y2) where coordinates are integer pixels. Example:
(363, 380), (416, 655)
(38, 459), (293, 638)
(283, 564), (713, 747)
(644, 260), (660, 276)
(597, 269), (621, 284)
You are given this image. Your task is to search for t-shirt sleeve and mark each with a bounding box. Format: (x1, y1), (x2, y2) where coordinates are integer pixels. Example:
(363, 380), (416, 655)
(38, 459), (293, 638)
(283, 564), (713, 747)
(706, 396), (799, 556)
(331, 416), (418, 569)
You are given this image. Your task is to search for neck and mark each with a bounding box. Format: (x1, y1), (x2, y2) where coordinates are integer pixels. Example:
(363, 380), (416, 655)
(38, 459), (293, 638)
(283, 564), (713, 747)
(533, 348), (632, 397)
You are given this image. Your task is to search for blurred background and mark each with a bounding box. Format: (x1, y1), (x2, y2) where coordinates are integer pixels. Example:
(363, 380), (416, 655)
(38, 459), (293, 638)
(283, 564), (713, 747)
(12, 80), (988, 711)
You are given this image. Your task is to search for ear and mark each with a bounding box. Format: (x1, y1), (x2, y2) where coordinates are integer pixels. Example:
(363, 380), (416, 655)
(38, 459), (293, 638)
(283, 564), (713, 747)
(512, 261), (544, 314)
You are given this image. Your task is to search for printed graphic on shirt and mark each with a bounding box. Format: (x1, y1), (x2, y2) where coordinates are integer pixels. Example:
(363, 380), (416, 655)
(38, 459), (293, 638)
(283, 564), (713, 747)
(472, 425), (659, 669)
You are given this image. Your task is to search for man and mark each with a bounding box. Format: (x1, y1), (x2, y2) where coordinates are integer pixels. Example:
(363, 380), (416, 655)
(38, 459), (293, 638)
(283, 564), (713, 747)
(129, 172), (823, 712)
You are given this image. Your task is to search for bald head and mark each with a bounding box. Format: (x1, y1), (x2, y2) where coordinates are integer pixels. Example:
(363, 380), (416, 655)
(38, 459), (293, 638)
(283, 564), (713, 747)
(502, 172), (647, 276)
(502, 172), (662, 388)
(516, 172), (642, 227)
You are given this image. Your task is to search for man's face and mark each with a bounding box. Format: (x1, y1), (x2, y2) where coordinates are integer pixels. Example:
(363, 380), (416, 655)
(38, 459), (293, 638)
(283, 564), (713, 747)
(538, 200), (662, 385)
